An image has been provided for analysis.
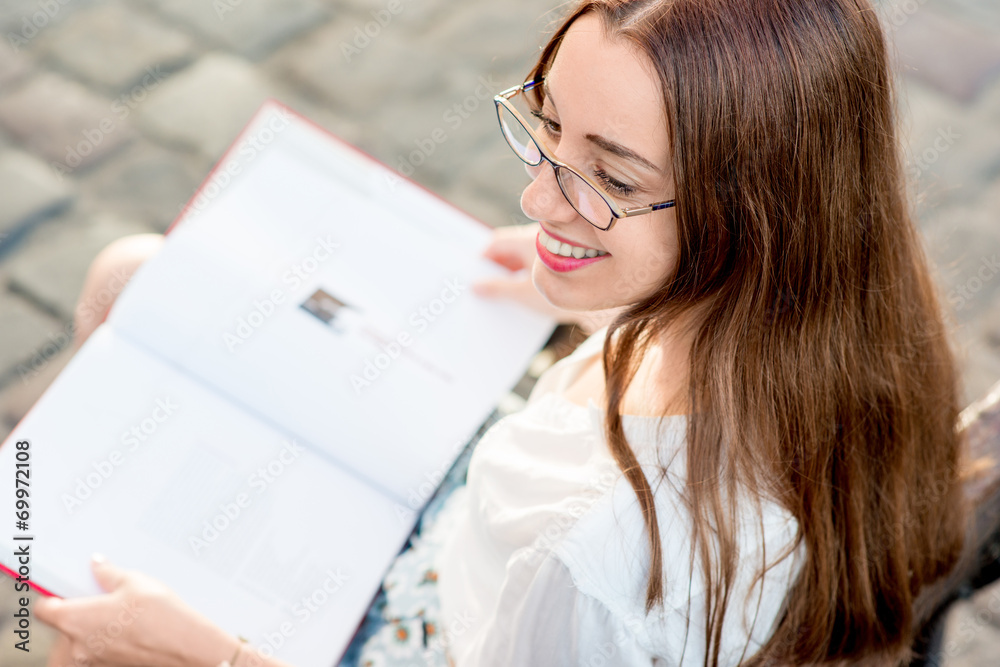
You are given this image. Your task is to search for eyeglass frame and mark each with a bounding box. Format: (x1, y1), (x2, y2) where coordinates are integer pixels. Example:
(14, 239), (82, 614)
(494, 78), (676, 231)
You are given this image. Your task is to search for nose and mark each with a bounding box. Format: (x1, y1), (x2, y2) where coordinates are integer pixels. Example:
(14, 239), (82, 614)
(520, 159), (578, 224)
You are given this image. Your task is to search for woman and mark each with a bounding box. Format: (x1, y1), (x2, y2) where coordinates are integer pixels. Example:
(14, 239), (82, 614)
(37, 0), (967, 665)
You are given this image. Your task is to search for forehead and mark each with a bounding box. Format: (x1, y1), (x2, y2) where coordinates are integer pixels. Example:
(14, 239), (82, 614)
(545, 13), (668, 162)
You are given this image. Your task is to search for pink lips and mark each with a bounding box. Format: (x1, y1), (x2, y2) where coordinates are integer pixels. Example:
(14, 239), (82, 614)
(535, 229), (610, 273)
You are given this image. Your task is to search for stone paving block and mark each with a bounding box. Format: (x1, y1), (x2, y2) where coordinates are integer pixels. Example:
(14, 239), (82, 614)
(984, 289), (1000, 352)
(892, 6), (1000, 102)
(923, 0), (1000, 43)
(0, 0), (95, 44)
(0, 149), (74, 240)
(39, 1), (196, 92)
(423, 0), (555, 76)
(953, 332), (1000, 407)
(0, 289), (63, 382)
(448, 106), (529, 199)
(0, 0), (40, 35)
(356, 92), (474, 190)
(5, 210), (151, 319)
(79, 140), (210, 233)
(136, 53), (277, 159)
(0, 35), (32, 87)
(266, 19), (444, 117)
(900, 76), (1000, 209)
(377, 73), (522, 210)
(330, 0), (452, 38)
(440, 181), (518, 233)
(942, 585), (1000, 665)
(973, 77), (1000, 138)
(0, 72), (136, 172)
(0, 341), (75, 430)
(922, 211), (1000, 323)
(154, 0), (328, 60)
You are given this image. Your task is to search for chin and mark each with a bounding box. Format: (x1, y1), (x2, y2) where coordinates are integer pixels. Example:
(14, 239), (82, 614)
(531, 259), (613, 313)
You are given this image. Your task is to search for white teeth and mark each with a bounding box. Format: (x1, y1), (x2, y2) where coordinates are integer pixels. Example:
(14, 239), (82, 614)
(538, 230), (608, 259)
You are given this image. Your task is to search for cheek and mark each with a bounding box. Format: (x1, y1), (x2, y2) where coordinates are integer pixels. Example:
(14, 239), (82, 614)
(610, 249), (673, 299)
(604, 225), (678, 298)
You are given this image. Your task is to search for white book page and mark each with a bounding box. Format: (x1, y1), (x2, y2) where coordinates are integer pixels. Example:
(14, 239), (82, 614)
(108, 106), (554, 504)
(0, 326), (410, 667)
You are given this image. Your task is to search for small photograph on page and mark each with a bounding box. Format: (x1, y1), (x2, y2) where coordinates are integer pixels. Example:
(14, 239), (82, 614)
(297, 284), (454, 385)
(299, 288), (362, 334)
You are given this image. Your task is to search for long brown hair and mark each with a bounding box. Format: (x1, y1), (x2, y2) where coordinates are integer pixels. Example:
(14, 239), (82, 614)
(529, 1), (967, 664)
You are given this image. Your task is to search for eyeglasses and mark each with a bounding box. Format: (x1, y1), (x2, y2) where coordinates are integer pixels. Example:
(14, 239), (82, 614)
(494, 79), (676, 231)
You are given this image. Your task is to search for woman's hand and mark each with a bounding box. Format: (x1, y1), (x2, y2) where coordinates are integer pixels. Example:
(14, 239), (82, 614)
(35, 555), (240, 667)
(472, 223), (618, 334)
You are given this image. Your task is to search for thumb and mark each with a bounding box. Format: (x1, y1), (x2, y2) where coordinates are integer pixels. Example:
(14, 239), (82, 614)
(481, 244), (526, 272)
(33, 595), (64, 626)
(90, 553), (127, 593)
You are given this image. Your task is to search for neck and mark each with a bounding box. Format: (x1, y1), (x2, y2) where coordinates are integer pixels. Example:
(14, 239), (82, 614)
(620, 308), (701, 417)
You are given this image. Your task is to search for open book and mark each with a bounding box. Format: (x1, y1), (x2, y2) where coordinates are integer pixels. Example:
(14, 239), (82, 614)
(0, 102), (554, 667)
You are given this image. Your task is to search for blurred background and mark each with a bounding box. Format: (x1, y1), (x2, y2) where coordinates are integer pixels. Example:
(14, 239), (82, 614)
(0, 0), (998, 664)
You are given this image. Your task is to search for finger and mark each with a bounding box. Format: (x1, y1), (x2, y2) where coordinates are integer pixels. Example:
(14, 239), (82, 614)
(33, 595), (66, 629)
(481, 244), (527, 271)
(472, 277), (531, 300)
(33, 595), (99, 637)
(90, 553), (127, 593)
(482, 227), (539, 271)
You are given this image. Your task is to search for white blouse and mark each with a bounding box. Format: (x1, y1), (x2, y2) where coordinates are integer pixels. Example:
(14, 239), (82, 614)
(432, 326), (804, 666)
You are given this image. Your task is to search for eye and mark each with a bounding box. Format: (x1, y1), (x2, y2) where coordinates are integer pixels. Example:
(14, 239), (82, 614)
(593, 167), (636, 197)
(530, 109), (561, 137)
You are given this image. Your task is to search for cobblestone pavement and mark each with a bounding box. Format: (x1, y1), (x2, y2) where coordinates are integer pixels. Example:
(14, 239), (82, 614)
(0, 0), (998, 665)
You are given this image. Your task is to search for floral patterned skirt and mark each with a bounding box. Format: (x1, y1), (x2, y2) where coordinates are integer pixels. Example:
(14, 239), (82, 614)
(355, 484), (466, 666)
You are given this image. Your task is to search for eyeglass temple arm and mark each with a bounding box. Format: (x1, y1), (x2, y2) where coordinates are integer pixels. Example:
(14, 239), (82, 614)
(621, 201), (677, 217)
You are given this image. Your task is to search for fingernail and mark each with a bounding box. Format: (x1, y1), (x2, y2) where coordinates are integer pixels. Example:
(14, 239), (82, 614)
(91, 552), (107, 564)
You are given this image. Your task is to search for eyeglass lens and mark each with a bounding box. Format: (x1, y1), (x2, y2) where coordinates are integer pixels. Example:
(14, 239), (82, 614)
(498, 101), (614, 230)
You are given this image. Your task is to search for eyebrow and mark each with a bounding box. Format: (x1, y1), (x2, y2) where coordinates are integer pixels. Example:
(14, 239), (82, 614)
(544, 89), (663, 174)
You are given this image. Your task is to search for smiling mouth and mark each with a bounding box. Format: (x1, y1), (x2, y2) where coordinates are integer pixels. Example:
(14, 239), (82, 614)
(538, 228), (609, 259)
